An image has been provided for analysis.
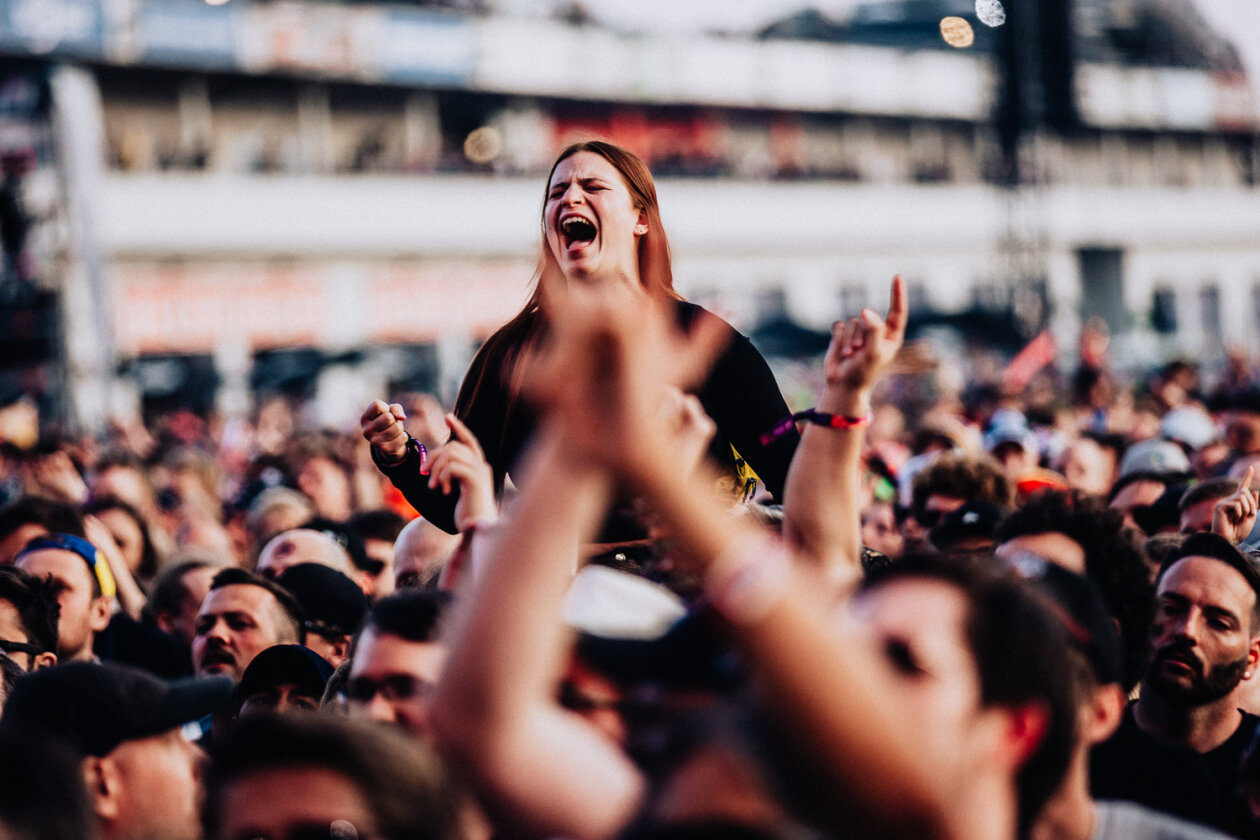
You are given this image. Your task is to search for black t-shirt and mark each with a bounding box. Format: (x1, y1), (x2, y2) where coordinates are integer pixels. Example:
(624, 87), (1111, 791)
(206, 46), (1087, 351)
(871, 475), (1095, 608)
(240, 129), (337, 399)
(1201, 711), (1260, 839)
(377, 301), (800, 534)
(1090, 708), (1226, 831)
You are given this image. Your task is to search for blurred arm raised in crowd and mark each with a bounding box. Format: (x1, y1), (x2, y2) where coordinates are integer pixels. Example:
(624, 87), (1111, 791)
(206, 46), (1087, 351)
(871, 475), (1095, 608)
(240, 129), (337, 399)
(429, 433), (644, 840)
(518, 285), (950, 839)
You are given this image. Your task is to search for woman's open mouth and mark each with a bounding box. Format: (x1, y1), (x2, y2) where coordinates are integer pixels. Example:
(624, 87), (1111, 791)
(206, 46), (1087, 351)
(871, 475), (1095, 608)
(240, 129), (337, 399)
(560, 216), (597, 252)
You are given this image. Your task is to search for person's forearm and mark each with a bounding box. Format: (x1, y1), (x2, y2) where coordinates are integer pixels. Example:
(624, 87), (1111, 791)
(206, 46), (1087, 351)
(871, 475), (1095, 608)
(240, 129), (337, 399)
(434, 434), (610, 727)
(781, 386), (872, 586)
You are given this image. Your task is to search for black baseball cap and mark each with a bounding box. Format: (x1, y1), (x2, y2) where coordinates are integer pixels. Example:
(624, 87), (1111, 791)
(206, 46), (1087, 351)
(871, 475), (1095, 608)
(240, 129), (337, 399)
(276, 563), (369, 638)
(1, 662), (232, 756)
(234, 644), (333, 710)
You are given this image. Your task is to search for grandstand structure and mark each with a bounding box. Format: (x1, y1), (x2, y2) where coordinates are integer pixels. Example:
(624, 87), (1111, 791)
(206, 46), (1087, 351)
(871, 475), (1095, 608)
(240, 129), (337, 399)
(0, 0), (1256, 430)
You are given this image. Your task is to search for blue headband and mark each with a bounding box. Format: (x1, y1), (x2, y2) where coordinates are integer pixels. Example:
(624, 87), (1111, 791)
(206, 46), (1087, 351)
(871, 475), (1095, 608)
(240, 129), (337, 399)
(16, 534), (117, 600)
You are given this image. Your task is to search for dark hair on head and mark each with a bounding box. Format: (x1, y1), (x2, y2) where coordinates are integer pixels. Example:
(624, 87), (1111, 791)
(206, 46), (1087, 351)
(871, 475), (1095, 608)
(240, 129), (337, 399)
(860, 555), (1077, 838)
(208, 568), (304, 644)
(996, 490), (1154, 691)
(205, 713), (457, 840)
(1106, 470), (1183, 504)
(0, 565), (59, 656)
(910, 452), (1013, 516)
(83, 496), (161, 582)
(348, 509), (407, 545)
(142, 559), (214, 627)
(0, 495), (85, 544)
(95, 447), (148, 473)
(1179, 478), (1248, 514)
(0, 730), (98, 840)
(1158, 533), (1260, 631)
(364, 590), (451, 644)
(453, 140), (683, 498)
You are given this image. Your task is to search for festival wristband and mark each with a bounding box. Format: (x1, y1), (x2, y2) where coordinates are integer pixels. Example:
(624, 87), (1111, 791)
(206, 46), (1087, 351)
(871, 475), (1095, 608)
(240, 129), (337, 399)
(759, 409), (871, 446)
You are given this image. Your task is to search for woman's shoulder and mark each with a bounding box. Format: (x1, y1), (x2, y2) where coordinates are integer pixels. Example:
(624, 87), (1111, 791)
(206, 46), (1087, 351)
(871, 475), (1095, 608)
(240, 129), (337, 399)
(672, 299), (740, 337)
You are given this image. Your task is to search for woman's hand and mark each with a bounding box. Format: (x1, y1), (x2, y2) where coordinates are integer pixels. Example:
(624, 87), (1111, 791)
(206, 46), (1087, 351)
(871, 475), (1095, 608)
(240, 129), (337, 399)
(819, 275), (907, 416)
(427, 414), (497, 532)
(360, 400), (409, 465)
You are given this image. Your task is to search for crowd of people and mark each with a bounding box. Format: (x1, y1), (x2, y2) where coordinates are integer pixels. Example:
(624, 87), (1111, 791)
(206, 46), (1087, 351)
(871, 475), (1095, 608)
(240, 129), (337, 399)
(3, 141), (1260, 840)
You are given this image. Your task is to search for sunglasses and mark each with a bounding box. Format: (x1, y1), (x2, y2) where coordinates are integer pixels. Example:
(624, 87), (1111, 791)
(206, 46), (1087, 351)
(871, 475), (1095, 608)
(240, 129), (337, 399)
(344, 674), (433, 704)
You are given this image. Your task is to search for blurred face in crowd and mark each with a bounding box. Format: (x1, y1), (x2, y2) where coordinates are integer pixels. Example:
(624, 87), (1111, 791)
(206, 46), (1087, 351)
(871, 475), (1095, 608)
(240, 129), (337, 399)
(94, 729), (204, 840)
(1227, 412), (1260, 456)
(0, 523), (51, 567)
(852, 578), (996, 782)
(861, 502), (903, 559)
(156, 565), (218, 648)
(991, 442), (1037, 480)
(238, 683), (322, 719)
(1109, 479), (1166, 534)
(361, 536), (396, 599)
(902, 493), (965, 555)
(16, 548), (110, 663)
(1180, 497), (1223, 536)
(192, 584), (295, 679)
(544, 151), (646, 284)
(214, 766), (376, 840)
(393, 518), (460, 591)
(92, 465), (155, 518)
(347, 626), (447, 739)
(296, 455), (353, 523)
(1060, 438), (1115, 498)
(1145, 556), (1260, 707)
(93, 508), (146, 576)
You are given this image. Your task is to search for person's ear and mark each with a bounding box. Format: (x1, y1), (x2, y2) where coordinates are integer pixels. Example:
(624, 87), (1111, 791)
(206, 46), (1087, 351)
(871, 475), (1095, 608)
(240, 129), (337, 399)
(32, 650), (57, 670)
(83, 755), (123, 822)
(89, 596), (112, 633)
(634, 209), (648, 236)
(1081, 683), (1126, 746)
(996, 701), (1051, 772)
(1247, 633), (1260, 677)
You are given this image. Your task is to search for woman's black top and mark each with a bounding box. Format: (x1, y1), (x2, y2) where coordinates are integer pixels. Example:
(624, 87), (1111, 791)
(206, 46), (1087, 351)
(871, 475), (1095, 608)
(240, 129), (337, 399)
(374, 301), (801, 534)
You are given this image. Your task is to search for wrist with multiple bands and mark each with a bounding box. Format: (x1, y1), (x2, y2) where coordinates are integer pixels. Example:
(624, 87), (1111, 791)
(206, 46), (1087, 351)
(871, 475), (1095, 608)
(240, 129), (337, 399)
(759, 409), (871, 446)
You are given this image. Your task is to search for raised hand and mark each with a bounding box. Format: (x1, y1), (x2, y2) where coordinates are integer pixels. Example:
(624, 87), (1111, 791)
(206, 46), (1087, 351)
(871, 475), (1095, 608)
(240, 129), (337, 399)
(820, 275), (907, 415)
(1213, 465), (1257, 544)
(427, 414), (497, 531)
(360, 400), (409, 464)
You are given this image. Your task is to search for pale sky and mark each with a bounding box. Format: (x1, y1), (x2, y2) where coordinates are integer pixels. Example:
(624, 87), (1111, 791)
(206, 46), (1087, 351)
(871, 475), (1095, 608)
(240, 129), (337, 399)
(562, 0), (1260, 79)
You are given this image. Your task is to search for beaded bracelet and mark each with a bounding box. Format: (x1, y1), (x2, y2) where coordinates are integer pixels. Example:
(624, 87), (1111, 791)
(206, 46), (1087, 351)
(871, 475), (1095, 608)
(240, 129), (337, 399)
(759, 409), (872, 446)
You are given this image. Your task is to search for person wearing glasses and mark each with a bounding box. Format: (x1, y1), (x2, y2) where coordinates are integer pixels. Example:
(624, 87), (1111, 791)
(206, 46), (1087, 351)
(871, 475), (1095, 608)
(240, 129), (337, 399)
(362, 140), (799, 535)
(0, 565), (58, 671)
(345, 589), (450, 740)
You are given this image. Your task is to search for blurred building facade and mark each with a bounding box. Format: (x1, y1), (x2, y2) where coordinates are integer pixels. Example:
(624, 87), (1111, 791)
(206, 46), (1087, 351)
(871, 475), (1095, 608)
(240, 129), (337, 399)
(0, 0), (1257, 430)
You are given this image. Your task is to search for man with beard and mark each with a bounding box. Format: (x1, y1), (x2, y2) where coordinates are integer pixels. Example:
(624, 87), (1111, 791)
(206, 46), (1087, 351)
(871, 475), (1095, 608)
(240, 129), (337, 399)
(1132, 533), (1260, 836)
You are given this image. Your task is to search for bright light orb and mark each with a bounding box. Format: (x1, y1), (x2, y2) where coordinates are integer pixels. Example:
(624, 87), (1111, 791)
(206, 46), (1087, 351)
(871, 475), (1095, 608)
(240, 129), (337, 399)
(939, 16), (975, 48)
(976, 0), (1006, 27)
(463, 127), (503, 164)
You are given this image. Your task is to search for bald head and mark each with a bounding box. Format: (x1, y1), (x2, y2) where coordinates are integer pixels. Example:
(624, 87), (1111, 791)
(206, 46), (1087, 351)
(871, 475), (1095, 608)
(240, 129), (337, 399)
(393, 518), (460, 591)
(256, 529), (355, 582)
